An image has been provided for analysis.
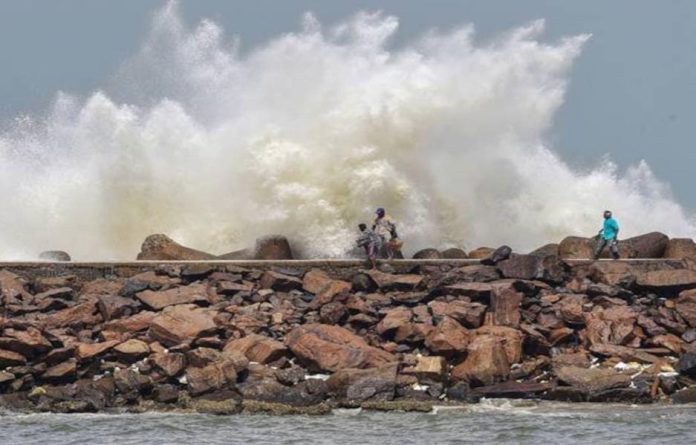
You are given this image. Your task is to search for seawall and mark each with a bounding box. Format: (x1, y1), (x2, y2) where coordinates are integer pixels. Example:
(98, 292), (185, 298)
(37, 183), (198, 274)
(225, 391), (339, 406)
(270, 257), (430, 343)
(1, 256), (696, 414)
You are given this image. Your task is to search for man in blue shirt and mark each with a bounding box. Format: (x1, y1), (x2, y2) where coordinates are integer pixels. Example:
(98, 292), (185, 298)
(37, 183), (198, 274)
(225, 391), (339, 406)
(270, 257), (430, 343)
(593, 210), (620, 260)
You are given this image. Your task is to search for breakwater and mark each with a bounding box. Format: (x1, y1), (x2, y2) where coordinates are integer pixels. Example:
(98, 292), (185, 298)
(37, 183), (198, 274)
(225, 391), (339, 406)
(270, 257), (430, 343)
(2, 256), (696, 414)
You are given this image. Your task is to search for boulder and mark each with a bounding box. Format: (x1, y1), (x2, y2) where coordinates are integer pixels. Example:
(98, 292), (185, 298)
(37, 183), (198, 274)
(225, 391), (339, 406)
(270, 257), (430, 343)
(480, 246), (512, 266)
(424, 317), (471, 356)
(664, 238), (696, 259)
(148, 306), (218, 347)
(285, 324), (396, 372)
(428, 300), (486, 329)
(136, 234), (217, 261)
(636, 269), (696, 291)
(114, 339), (150, 361)
(223, 334), (287, 364)
(412, 248), (441, 259)
(185, 357), (244, 396)
(259, 271), (303, 292)
(588, 344), (661, 364)
(365, 270), (424, 291)
(676, 352), (696, 377)
(451, 335), (510, 386)
(489, 286), (522, 328)
(376, 307), (413, 337)
(676, 289), (696, 327)
(529, 244), (559, 257)
(672, 387), (696, 404)
(42, 359), (77, 382)
(0, 349), (26, 367)
(254, 235), (293, 260)
(474, 325), (523, 364)
(402, 356), (447, 381)
(217, 248), (253, 260)
(151, 352), (186, 377)
(327, 364), (397, 402)
(497, 255), (568, 284)
(558, 236), (595, 259)
(468, 247), (495, 259)
(471, 381), (553, 399)
(441, 248), (468, 259)
(97, 295), (139, 321)
(136, 283), (209, 310)
(0, 327), (52, 357)
(38, 251), (71, 261)
(41, 300), (101, 329)
(554, 366), (631, 393)
(302, 269), (351, 308)
(75, 340), (120, 362)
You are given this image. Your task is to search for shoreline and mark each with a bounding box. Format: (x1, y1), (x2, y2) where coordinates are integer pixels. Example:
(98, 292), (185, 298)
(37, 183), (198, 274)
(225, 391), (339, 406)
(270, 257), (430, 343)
(2, 256), (696, 414)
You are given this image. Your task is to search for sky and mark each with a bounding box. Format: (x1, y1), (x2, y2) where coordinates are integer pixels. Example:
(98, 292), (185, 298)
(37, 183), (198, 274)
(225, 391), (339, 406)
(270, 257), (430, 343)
(0, 0), (694, 209)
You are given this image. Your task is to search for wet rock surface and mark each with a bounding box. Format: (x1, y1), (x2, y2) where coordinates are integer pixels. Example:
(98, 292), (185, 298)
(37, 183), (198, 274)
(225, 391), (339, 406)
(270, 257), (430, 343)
(1, 255), (696, 414)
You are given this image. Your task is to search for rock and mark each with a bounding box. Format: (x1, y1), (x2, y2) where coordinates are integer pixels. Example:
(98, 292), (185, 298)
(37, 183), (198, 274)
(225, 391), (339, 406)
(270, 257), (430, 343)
(38, 251), (71, 261)
(136, 283), (209, 310)
(584, 305), (638, 347)
(376, 307), (413, 337)
(676, 289), (696, 328)
(424, 317), (471, 356)
(451, 335), (510, 386)
(42, 359), (77, 382)
(480, 246), (512, 266)
(223, 334), (287, 364)
(441, 282), (493, 300)
(636, 269), (696, 291)
(677, 352), (696, 377)
(186, 347), (222, 367)
(34, 287), (74, 301)
(0, 327), (52, 357)
(497, 255), (568, 284)
(75, 340), (120, 362)
(0, 371), (14, 384)
(558, 236), (594, 259)
(622, 232), (669, 258)
(454, 265), (501, 282)
(217, 248), (253, 260)
(0, 270), (31, 302)
(529, 244), (559, 257)
(471, 381), (553, 399)
(441, 248), (468, 259)
(114, 368), (152, 394)
(588, 344), (661, 364)
(254, 235), (294, 260)
(365, 270), (424, 291)
(302, 269), (351, 308)
(474, 325), (523, 364)
(402, 356), (446, 381)
(490, 286), (522, 328)
(285, 324), (396, 372)
(114, 339), (150, 361)
(327, 364), (397, 402)
(0, 349), (26, 367)
(136, 234), (217, 261)
(41, 300), (101, 329)
(319, 302), (347, 324)
(148, 306), (218, 347)
(412, 248), (441, 259)
(185, 357), (244, 396)
(97, 295), (139, 321)
(664, 238), (696, 259)
(555, 366), (631, 393)
(468, 247), (495, 259)
(151, 352), (186, 377)
(672, 387), (696, 404)
(259, 271), (303, 292)
(102, 311), (157, 336)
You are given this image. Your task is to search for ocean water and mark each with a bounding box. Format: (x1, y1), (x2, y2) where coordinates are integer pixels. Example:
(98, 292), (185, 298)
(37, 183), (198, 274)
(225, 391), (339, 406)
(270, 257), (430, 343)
(0, 2), (694, 260)
(1, 401), (695, 445)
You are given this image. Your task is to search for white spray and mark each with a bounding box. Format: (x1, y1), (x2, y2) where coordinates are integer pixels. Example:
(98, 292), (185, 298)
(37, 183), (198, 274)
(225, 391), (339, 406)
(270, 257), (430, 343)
(0, 2), (694, 260)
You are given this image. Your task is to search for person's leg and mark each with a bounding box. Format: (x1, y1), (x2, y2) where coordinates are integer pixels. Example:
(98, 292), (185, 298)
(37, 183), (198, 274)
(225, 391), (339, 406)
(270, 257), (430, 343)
(609, 239), (620, 259)
(368, 243), (378, 269)
(593, 239), (607, 260)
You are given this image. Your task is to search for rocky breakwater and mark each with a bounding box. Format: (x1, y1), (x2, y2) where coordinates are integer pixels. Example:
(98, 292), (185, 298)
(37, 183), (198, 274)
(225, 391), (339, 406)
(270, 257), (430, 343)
(2, 254), (696, 414)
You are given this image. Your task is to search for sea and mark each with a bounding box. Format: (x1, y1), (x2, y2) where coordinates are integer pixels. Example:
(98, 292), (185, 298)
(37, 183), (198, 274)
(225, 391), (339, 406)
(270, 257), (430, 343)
(1, 400), (694, 445)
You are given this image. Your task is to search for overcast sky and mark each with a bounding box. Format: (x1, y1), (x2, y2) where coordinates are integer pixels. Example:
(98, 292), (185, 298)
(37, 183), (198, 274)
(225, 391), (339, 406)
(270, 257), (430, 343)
(1, 0), (694, 209)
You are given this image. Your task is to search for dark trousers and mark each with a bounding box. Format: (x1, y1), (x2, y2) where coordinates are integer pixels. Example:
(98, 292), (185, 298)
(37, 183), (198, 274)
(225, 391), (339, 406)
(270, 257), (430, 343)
(594, 238), (619, 259)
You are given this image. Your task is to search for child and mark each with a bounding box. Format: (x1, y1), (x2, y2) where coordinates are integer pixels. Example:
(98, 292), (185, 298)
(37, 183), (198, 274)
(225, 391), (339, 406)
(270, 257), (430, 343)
(356, 223), (382, 269)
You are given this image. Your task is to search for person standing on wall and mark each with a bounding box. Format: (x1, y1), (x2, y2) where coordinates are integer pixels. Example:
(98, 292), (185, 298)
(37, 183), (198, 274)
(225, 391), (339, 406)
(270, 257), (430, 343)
(594, 210), (620, 260)
(373, 207), (403, 259)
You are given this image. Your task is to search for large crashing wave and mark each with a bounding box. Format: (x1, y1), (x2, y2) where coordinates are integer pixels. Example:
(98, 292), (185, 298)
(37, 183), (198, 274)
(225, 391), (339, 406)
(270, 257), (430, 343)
(0, 2), (694, 260)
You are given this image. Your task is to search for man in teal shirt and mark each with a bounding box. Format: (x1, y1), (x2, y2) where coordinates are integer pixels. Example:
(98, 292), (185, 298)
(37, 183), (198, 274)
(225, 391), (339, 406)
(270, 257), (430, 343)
(593, 210), (620, 259)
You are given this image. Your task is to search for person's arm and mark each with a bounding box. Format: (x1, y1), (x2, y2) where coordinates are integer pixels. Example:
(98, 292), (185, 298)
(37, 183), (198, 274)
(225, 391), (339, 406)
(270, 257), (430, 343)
(613, 221), (620, 240)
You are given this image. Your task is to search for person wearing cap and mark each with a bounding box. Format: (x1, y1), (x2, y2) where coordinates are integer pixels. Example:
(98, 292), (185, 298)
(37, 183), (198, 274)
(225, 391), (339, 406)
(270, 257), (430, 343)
(373, 208), (403, 259)
(356, 223), (382, 269)
(593, 210), (620, 260)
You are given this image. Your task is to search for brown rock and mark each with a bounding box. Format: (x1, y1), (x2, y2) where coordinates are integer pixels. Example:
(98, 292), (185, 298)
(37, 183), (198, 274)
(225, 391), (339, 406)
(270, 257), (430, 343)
(41, 300), (102, 329)
(186, 347), (221, 367)
(490, 286), (522, 327)
(75, 340), (120, 362)
(136, 283), (209, 310)
(42, 359), (77, 382)
(555, 366), (631, 393)
(676, 289), (696, 328)
(402, 355), (446, 381)
(185, 357), (243, 396)
(149, 306), (218, 347)
(589, 344), (661, 364)
(664, 238), (696, 259)
(151, 352), (186, 377)
(451, 335), (510, 386)
(102, 311), (157, 336)
(114, 339), (150, 361)
(425, 317), (471, 356)
(555, 294), (587, 325)
(412, 248), (441, 259)
(114, 368), (152, 394)
(648, 334), (684, 354)
(529, 243), (560, 257)
(259, 271), (303, 292)
(365, 270), (424, 291)
(584, 306), (637, 346)
(474, 325), (523, 364)
(0, 349), (26, 367)
(637, 269), (696, 290)
(441, 248), (468, 259)
(34, 287), (74, 301)
(429, 300), (486, 328)
(1, 327), (52, 357)
(254, 235), (294, 260)
(498, 255), (568, 284)
(0, 371), (14, 384)
(137, 234), (217, 260)
(97, 295), (139, 321)
(285, 324), (396, 372)
(0, 270), (32, 302)
(552, 351), (591, 368)
(471, 381), (553, 398)
(559, 236), (595, 259)
(223, 334), (287, 364)
(376, 307), (412, 337)
(319, 302), (348, 324)
(442, 282), (493, 299)
(302, 270), (352, 308)
(327, 364), (397, 402)
(468, 247), (495, 259)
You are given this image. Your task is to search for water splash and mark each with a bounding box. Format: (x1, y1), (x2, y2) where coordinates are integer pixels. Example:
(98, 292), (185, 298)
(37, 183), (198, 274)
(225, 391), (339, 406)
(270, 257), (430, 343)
(0, 2), (694, 260)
